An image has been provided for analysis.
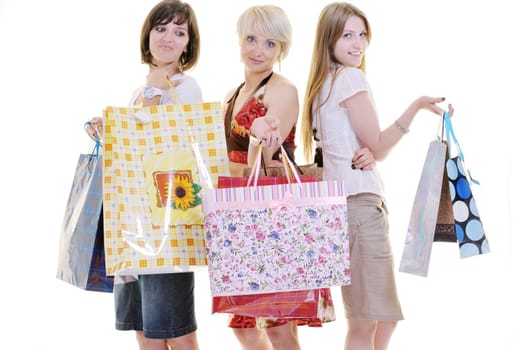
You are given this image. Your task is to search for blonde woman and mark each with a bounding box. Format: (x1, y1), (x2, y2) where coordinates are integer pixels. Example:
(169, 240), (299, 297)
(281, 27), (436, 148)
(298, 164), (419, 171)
(219, 5), (372, 350)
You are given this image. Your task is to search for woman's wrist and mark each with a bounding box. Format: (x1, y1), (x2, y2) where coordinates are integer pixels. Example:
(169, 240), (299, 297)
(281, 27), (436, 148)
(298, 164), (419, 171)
(394, 119), (409, 134)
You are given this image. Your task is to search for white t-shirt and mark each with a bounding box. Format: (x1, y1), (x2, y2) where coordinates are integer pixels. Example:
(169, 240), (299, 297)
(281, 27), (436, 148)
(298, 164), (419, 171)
(313, 67), (384, 197)
(130, 72), (203, 106)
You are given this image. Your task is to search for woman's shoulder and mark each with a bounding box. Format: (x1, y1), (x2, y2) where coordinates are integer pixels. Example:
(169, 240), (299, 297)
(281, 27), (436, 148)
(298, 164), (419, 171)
(338, 66), (366, 80)
(224, 84), (240, 104)
(176, 73), (201, 90)
(266, 73), (298, 97)
(335, 66), (368, 90)
(173, 72), (203, 103)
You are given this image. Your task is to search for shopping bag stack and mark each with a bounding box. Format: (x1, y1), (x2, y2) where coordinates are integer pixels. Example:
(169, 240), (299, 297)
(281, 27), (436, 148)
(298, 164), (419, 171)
(399, 112), (489, 277)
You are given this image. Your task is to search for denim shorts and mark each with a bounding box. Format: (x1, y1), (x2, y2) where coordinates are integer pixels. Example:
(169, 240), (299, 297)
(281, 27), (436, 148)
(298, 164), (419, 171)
(114, 272), (197, 339)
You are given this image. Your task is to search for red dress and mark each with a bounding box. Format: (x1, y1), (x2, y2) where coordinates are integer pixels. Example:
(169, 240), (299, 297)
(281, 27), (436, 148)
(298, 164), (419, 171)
(220, 73), (335, 329)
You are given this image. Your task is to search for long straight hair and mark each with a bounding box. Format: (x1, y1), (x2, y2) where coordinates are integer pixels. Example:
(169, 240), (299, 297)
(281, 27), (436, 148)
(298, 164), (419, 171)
(300, 2), (371, 162)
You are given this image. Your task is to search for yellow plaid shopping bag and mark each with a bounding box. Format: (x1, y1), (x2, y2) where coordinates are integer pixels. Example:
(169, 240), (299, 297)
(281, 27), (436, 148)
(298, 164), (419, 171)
(103, 102), (228, 275)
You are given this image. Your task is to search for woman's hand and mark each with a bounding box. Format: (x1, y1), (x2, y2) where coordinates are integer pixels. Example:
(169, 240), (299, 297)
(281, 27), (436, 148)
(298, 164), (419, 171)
(250, 116), (281, 147)
(85, 117), (103, 141)
(414, 96), (454, 117)
(352, 147), (376, 170)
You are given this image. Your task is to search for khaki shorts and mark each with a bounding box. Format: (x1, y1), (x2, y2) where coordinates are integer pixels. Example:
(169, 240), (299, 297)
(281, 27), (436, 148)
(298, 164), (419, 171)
(341, 193), (404, 321)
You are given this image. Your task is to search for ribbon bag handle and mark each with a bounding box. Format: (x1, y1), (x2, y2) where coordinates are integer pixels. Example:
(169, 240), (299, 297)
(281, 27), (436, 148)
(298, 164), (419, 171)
(84, 121), (102, 159)
(246, 145), (302, 188)
(443, 111), (480, 185)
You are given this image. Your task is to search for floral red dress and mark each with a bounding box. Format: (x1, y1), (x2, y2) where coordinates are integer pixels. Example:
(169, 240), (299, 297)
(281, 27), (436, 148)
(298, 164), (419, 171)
(224, 72), (296, 164)
(221, 73), (335, 329)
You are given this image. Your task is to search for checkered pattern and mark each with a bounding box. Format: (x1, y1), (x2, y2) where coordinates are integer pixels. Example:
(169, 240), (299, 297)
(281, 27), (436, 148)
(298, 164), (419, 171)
(103, 102), (228, 275)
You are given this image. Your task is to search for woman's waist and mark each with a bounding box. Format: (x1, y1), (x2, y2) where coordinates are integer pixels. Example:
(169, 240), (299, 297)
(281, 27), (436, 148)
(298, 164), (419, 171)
(323, 162), (384, 196)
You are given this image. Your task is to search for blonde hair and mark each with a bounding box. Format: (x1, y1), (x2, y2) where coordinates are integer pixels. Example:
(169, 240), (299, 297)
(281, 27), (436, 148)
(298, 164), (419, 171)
(236, 5), (292, 60)
(300, 2), (371, 162)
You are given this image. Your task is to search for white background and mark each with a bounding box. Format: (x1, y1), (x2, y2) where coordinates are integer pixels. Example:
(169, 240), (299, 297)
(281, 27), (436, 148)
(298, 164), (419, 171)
(0, 0), (523, 349)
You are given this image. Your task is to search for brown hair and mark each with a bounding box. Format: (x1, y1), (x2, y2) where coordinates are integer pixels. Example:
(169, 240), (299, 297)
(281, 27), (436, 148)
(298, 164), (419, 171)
(140, 0), (200, 71)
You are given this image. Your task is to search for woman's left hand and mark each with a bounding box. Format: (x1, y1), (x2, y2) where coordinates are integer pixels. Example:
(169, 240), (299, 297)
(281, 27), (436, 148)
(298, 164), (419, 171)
(352, 147), (376, 170)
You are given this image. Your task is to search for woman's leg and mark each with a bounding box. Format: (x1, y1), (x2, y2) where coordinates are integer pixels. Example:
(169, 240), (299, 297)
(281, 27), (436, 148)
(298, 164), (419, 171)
(344, 319), (376, 350)
(373, 321), (397, 350)
(232, 328), (272, 350)
(136, 330), (199, 350)
(135, 331), (168, 350)
(166, 331), (200, 350)
(265, 322), (300, 350)
(344, 319), (397, 350)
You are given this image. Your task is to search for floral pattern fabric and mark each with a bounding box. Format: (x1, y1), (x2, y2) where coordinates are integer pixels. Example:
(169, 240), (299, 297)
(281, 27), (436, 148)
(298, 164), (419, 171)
(203, 181), (350, 296)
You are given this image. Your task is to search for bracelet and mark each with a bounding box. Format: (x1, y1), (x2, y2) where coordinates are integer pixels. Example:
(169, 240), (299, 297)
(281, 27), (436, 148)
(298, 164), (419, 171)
(394, 119), (409, 134)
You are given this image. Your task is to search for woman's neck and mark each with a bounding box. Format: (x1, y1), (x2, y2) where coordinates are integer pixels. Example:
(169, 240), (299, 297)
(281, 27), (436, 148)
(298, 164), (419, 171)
(150, 61), (181, 77)
(243, 68), (273, 92)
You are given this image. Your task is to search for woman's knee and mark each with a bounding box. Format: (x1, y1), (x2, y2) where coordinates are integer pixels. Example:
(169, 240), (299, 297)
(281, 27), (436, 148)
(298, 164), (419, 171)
(233, 327), (271, 349)
(377, 320), (398, 334)
(136, 331), (168, 350)
(348, 319), (377, 338)
(265, 323), (300, 349)
(166, 331), (199, 350)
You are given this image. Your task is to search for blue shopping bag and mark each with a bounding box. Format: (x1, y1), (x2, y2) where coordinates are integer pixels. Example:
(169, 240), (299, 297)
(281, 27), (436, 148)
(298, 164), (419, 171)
(56, 142), (113, 292)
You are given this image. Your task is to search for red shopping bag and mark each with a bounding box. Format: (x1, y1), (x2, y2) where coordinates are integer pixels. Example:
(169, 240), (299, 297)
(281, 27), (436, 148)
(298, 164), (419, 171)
(212, 289), (322, 318)
(218, 174), (318, 187)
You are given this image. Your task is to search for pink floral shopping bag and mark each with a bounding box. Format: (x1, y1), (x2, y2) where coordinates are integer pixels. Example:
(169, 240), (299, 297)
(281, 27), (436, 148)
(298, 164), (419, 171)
(202, 147), (350, 296)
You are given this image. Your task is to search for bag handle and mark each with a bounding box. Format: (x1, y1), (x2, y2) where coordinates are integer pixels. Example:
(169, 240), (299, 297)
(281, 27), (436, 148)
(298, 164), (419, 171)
(443, 111), (480, 185)
(84, 121), (103, 158)
(259, 146), (302, 179)
(167, 79), (214, 191)
(246, 144), (302, 187)
(130, 78), (214, 190)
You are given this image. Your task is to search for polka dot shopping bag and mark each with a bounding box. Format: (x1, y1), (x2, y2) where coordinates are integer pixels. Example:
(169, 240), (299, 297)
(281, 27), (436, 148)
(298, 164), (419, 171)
(443, 111), (490, 258)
